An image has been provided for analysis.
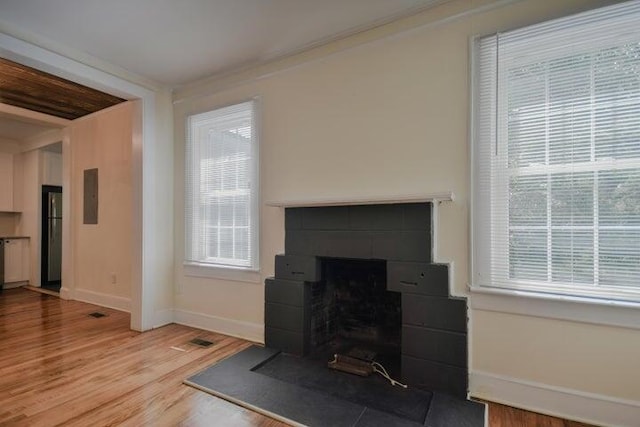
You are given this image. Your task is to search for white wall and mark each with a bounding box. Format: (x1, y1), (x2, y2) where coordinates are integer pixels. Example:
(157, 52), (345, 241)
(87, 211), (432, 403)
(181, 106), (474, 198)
(172, 0), (638, 424)
(67, 102), (133, 311)
(150, 90), (176, 325)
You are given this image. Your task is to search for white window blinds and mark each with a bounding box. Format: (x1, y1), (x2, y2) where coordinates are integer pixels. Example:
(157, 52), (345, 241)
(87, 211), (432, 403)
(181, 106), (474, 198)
(473, 1), (640, 301)
(185, 101), (258, 269)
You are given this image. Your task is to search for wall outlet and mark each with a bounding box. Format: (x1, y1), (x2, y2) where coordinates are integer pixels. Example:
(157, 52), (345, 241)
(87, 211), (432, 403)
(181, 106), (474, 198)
(110, 272), (117, 284)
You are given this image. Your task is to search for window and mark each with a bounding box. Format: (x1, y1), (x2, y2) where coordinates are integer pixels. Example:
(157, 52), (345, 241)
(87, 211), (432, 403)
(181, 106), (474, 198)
(185, 100), (259, 270)
(473, 2), (640, 302)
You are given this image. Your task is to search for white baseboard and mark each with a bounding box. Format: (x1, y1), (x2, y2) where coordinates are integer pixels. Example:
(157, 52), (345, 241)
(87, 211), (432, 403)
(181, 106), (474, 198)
(2, 281), (27, 289)
(154, 308), (174, 328)
(173, 308), (264, 344)
(470, 371), (640, 427)
(59, 286), (72, 300)
(73, 288), (131, 313)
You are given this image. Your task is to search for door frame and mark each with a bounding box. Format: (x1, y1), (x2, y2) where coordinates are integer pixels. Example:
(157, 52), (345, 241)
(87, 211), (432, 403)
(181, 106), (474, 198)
(0, 30), (167, 331)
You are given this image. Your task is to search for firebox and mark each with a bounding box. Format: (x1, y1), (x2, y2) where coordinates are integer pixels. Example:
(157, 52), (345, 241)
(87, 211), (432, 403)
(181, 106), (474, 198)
(309, 258), (402, 375)
(264, 202), (468, 398)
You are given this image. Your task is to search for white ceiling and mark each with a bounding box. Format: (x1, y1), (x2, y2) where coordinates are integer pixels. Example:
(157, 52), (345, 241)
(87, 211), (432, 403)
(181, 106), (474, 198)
(0, 114), (58, 142)
(0, 0), (442, 87)
(0, 104), (67, 146)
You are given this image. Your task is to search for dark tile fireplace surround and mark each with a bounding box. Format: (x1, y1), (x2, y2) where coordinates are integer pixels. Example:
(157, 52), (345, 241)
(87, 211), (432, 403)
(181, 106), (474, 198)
(265, 202), (469, 398)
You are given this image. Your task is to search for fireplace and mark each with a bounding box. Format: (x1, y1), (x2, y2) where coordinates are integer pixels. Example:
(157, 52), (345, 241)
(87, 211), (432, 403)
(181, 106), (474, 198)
(265, 202), (468, 398)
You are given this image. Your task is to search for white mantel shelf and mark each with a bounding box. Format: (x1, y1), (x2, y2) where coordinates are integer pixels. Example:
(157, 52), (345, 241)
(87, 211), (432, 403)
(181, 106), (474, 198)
(265, 192), (454, 208)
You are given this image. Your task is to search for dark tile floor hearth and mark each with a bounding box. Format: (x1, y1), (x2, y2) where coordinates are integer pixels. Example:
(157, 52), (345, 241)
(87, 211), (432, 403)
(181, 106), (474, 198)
(185, 346), (485, 427)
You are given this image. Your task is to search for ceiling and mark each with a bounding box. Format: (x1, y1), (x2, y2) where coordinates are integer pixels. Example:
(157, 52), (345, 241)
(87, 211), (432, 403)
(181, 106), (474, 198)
(0, 113), (57, 141)
(0, 56), (123, 145)
(0, 102), (68, 145)
(0, 0), (443, 87)
(0, 58), (125, 120)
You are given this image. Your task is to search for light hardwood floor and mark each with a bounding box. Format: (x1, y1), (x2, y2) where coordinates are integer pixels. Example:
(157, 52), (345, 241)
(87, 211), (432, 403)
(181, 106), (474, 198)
(0, 288), (595, 426)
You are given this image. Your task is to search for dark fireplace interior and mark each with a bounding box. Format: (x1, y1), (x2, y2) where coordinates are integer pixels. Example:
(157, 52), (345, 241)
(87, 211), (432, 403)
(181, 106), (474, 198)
(310, 258), (402, 375)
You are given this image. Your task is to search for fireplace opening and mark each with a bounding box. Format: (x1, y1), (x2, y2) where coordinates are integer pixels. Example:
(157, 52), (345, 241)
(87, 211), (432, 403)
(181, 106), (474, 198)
(310, 257), (402, 375)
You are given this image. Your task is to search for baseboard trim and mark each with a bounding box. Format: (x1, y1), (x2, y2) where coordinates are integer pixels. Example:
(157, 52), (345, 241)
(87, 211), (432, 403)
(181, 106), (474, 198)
(2, 281), (28, 289)
(154, 308), (175, 328)
(60, 286), (72, 300)
(173, 308), (264, 344)
(22, 285), (59, 297)
(73, 288), (131, 313)
(470, 371), (640, 427)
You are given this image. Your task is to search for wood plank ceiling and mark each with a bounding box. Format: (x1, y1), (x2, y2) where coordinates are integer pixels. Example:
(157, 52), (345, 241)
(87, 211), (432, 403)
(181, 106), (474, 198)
(0, 57), (125, 120)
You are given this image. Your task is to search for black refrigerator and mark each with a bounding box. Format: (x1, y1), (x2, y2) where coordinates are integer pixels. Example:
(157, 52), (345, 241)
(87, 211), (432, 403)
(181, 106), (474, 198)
(43, 188), (62, 288)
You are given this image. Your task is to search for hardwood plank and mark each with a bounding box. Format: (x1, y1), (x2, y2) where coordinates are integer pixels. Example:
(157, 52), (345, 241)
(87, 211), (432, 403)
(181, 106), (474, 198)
(0, 288), (597, 426)
(484, 401), (597, 427)
(0, 288), (283, 426)
(0, 58), (125, 120)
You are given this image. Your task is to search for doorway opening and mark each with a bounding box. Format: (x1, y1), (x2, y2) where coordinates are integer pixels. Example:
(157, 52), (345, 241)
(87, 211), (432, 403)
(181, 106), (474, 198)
(41, 185), (62, 293)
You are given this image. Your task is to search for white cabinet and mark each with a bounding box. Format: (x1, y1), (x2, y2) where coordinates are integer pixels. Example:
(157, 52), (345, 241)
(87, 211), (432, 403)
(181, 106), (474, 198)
(4, 238), (30, 284)
(0, 152), (14, 212)
(42, 151), (63, 186)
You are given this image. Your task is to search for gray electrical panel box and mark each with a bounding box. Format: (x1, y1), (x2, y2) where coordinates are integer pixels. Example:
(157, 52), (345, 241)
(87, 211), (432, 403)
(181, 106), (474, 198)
(83, 168), (98, 224)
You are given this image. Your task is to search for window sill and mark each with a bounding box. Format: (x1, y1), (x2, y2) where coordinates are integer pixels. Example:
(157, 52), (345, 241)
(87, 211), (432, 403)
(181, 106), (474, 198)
(184, 262), (262, 284)
(469, 286), (640, 330)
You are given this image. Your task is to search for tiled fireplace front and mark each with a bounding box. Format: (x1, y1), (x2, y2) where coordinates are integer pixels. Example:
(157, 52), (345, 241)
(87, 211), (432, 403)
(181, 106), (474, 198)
(264, 203), (468, 398)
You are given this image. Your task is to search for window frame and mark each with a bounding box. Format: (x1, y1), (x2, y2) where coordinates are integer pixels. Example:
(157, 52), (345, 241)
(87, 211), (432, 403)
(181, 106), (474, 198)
(470, 3), (640, 306)
(184, 98), (260, 279)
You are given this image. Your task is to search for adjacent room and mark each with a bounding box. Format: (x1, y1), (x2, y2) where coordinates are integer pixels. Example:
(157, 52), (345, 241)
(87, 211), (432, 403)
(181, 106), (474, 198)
(0, 0), (638, 426)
